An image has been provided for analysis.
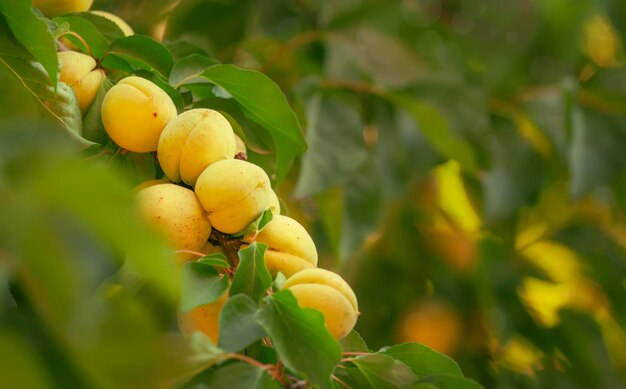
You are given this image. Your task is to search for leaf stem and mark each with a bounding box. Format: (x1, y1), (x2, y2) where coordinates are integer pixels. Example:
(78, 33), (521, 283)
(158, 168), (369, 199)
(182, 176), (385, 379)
(228, 353), (275, 371)
(59, 31), (94, 58)
(332, 375), (353, 389)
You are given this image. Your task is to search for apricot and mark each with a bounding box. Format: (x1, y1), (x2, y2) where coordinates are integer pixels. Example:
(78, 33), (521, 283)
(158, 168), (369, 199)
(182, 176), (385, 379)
(268, 190), (280, 215)
(91, 10), (134, 36)
(195, 159), (272, 234)
(58, 51), (104, 114)
(242, 215), (316, 277)
(282, 268), (358, 339)
(136, 183), (211, 261)
(101, 76), (177, 152)
(33, 0), (93, 17)
(158, 109), (236, 186)
(178, 291), (227, 343)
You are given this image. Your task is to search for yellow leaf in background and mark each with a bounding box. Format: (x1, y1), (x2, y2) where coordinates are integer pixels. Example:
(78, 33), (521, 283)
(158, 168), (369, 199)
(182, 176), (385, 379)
(433, 160), (480, 234)
(584, 15), (621, 67)
(495, 336), (544, 377)
(515, 113), (552, 157)
(521, 241), (582, 283)
(519, 277), (570, 327)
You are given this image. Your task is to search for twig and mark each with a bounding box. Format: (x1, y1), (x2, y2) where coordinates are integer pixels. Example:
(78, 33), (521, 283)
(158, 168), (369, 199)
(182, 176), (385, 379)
(210, 230), (243, 268)
(342, 351), (371, 356)
(332, 375), (353, 389)
(229, 353), (275, 372)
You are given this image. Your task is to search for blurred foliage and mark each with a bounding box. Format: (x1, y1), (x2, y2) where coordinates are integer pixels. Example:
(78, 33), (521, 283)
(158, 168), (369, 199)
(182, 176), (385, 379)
(3, 0), (626, 387)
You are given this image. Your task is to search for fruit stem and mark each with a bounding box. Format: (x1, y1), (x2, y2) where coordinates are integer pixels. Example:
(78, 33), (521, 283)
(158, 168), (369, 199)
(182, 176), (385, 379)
(59, 31), (94, 58)
(210, 230), (242, 268)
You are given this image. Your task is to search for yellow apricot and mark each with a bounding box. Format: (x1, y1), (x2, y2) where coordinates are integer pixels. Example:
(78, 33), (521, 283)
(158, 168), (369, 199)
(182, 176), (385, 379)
(33, 0), (93, 17)
(136, 183), (211, 262)
(158, 109), (236, 186)
(397, 301), (461, 355)
(90, 10), (134, 36)
(195, 159), (272, 234)
(178, 291), (227, 343)
(268, 190), (280, 215)
(283, 269), (359, 339)
(234, 134), (246, 157)
(132, 178), (170, 193)
(101, 76), (177, 152)
(243, 215), (317, 277)
(58, 51), (104, 114)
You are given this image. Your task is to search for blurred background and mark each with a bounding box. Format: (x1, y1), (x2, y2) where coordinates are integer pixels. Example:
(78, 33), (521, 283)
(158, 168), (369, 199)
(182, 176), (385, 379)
(3, 0), (626, 387)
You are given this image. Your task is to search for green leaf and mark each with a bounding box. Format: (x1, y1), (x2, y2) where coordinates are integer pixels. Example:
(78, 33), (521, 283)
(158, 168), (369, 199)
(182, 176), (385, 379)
(218, 294), (266, 352)
(340, 330), (369, 353)
(83, 78), (113, 144)
(202, 362), (280, 389)
(379, 343), (462, 379)
(294, 94), (368, 197)
(198, 253), (231, 269)
(0, 331), (54, 389)
(71, 12), (125, 41)
(103, 35), (174, 78)
(271, 272), (286, 292)
(0, 1), (58, 86)
(180, 261), (230, 313)
(339, 354), (418, 389)
(256, 290), (342, 389)
(0, 48), (92, 149)
(199, 64), (306, 182)
(417, 374), (484, 389)
(53, 15), (110, 57)
(390, 94), (478, 174)
(230, 243), (272, 302)
(170, 54), (218, 87)
(568, 106), (626, 198)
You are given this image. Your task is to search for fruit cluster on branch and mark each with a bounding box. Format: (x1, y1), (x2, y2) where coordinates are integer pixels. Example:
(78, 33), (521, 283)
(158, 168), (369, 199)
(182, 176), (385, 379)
(49, 0), (359, 346)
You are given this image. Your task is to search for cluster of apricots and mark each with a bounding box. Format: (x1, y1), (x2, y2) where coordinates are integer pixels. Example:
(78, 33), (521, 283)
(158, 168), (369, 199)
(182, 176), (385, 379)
(39, 0), (359, 342)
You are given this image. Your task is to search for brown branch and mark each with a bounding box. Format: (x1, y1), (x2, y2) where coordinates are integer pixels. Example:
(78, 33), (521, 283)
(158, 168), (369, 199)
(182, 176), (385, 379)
(210, 229), (242, 268)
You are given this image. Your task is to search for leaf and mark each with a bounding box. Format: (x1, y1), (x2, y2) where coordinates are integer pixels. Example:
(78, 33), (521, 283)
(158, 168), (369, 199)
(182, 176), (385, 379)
(339, 354), (418, 389)
(170, 54), (218, 87)
(230, 243), (272, 302)
(180, 261), (230, 313)
(0, 331), (54, 388)
(0, 48), (92, 149)
(198, 254), (231, 269)
(202, 362), (280, 389)
(483, 116), (545, 223)
(0, 1), (58, 86)
(390, 94), (478, 174)
(102, 35), (174, 78)
(568, 106), (626, 198)
(53, 15), (110, 57)
(417, 374), (484, 389)
(294, 94), (368, 197)
(70, 12), (125, 41)
(379, 343), (462, 379)
(340, 330), (369, 353)
(256, 290), (342, 389)
(199, 64), (306, 182)
(218, 294), (266, 352)
(83, 78), (113, 144)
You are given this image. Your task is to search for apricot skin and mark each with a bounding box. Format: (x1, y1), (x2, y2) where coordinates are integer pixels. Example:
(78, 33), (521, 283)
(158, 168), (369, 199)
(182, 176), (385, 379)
(136, 183), (212, 262)
(101, 76), (177, 152)
(58, 51), (104, 114)
(195, 159), (272, 234)
(283, 268), (359, 339)
(33, 0), (93, 17)
(243, 215), (317, 277)
(178, 292), (227, 343)
(158, 109), (236, 186)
